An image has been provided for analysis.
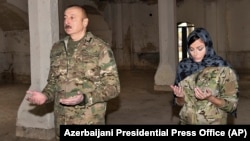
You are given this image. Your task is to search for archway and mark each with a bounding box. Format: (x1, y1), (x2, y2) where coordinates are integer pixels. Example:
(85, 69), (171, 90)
(177, 22), (194, 61)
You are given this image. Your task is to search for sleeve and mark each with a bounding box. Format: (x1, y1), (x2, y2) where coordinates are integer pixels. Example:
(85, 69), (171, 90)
(41, 66), (57, 103)
(218, 68), (239, 114)
(173, 63), (182, 105)
(81, 46), (120, 106)
(174, 63), (183, 86)
(41, 44), (59, 103)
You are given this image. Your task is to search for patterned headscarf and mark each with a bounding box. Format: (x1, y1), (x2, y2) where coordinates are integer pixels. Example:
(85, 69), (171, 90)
(174, 27), (231, 85)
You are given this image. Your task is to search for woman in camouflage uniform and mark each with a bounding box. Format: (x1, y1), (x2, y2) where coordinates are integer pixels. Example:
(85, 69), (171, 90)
(170, 27), (239, 124)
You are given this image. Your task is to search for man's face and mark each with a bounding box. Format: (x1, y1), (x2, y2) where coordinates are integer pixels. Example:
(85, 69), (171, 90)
(64, 7), (87, 36)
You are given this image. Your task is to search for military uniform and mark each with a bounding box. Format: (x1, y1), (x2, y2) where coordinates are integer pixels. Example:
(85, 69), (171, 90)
(42, 32), (120, 138)
(178, 66), (238, 124)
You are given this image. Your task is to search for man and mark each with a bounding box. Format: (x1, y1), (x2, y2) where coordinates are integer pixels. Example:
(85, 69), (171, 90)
(26, 5), (120, 140)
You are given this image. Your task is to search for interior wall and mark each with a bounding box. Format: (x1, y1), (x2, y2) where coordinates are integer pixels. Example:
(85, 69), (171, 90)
(0, 28), (6, 74)
(1, 30), (30, 83)
(0, 29), (30, 84)
(176, 0), (205, 26)
(104, 1), (159, 70)
(128, 2), (159, 69)
(0, 0), (29, 83)
(226, 0), (250, 72)
(176, 0), (250, 73)
(0, 0), (250, 84)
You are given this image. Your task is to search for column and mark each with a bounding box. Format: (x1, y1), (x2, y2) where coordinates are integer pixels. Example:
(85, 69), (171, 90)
(205, 0), (227, 58)
(16, 0), (59, 140)
(154, 0), (177, 91)
(204, 0), (218, 52)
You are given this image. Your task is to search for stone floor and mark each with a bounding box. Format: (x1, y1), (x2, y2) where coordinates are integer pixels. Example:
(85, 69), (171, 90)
(0, 70), (250, 141)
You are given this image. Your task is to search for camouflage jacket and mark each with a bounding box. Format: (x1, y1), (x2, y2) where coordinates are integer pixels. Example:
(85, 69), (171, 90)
(42, 32), (120, 125)
(178, 66), (239, 124)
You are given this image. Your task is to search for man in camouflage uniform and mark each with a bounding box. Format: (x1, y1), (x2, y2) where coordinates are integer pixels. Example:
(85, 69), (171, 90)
(26, 5), (120, 140)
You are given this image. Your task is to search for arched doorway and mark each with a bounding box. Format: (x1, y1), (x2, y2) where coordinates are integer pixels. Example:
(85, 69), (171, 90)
(177, 22), (195, 61)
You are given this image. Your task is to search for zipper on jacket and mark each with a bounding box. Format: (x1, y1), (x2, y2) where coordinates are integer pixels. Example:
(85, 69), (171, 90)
(63, 38), (69, 74)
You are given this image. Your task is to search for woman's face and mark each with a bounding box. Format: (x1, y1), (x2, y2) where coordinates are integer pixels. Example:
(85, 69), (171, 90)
(189, 38), (206, 62)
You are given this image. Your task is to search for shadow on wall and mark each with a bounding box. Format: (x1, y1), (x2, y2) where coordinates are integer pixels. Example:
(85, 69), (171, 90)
(1, 64), (14, 83)
(0, 64), (30, 84)
(137, 52), (159, 67)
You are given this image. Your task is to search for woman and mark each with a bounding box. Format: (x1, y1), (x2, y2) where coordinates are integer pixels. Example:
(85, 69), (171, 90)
(170, 27), (239, 124)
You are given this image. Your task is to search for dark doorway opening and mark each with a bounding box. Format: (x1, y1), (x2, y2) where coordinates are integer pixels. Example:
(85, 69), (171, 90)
(177, 22), (195, 61)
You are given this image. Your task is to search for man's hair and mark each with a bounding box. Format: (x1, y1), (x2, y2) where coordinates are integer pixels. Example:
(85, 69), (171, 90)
(65, 4), (88, 18)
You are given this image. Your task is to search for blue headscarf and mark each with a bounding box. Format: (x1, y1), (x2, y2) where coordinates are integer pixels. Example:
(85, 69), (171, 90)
(174, 27), (231, 85)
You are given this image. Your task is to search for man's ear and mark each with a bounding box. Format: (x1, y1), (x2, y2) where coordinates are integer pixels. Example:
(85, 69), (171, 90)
(83, 18), (89, 27)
